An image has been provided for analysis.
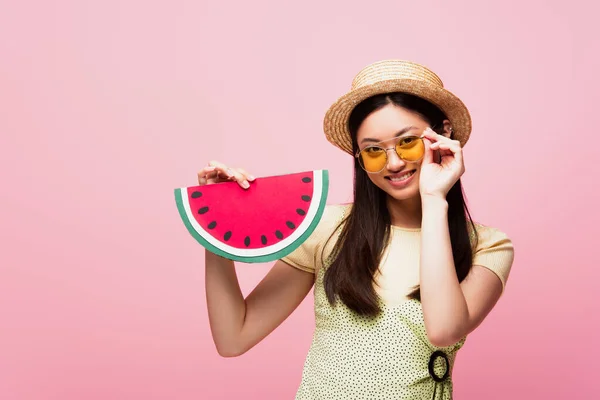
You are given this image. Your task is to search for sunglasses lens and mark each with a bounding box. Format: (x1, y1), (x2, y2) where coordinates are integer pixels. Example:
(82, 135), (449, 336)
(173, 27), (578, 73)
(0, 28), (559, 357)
(359, 147), (387, 172)
(396, 136), (424, 161)
(358, 137), (425, 172)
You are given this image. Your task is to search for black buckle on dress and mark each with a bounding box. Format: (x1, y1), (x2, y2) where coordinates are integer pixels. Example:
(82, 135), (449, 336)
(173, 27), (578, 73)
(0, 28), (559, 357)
(428, 350), (450, 382)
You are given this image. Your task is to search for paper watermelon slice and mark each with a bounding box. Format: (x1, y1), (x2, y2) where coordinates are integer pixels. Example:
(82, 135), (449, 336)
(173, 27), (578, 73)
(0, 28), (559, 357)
(174, 170), (329, 263)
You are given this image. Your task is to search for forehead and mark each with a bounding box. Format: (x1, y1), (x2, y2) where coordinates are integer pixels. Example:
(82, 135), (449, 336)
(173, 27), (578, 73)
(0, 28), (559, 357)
(356, 105), (427, 141)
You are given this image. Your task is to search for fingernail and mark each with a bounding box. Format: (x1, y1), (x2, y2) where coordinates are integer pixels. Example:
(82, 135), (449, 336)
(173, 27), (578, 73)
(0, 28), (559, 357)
(226, 168), (233, 177)
(242, 181), (250, 189)
(248, 175), (256, 181)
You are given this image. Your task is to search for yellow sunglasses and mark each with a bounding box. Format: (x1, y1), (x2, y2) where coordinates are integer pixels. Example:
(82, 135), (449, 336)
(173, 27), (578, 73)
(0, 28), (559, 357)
(355, 135), (425, 173)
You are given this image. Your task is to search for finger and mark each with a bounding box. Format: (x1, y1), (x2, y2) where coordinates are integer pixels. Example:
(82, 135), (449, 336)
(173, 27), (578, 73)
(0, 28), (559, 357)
(197, 166), (217, 184)
(422, 127), (453, 144)
(213, 166), (249, 188)
(205, 169), (225, 185)
(206, 160), (234, 177)
(433, 141), (462, 154)
(208, 160), (228, 169)
(237, 168), (256, 182)
(422, 136), (435, 164)
(436, 143), (464, 167)
(206, 162), (237, 181)
(226, 168), (250, 189)
(215, 168), (235, 180)
(450, 143), (464, 166)
(203, 161), (252, 188)
(208, 169), (226, 183)
(199, 164), (233, 185)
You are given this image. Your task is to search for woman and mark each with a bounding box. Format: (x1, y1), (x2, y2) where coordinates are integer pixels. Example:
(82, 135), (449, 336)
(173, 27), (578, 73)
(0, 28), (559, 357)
(198, 60), (515, 399)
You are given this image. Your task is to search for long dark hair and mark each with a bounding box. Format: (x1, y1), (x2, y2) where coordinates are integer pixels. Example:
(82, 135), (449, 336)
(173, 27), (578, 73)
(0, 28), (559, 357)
(323, 92), (478, 317)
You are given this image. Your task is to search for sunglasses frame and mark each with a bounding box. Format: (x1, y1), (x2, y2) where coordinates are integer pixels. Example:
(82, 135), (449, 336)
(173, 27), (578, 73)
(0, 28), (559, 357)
(354, 134), (426, 174)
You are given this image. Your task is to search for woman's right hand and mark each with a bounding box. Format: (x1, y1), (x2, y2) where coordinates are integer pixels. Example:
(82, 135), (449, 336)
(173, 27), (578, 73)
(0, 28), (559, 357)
(197, 160), (256, 189)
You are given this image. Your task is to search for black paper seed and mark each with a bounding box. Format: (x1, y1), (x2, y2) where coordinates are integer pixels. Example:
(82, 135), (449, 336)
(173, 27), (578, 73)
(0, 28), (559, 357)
(296, 209), (306, 216)
(302, 177), (312, 183)
(191, 191), (202, 198)
(286, 221), (296, 229)
(208, 221), (217, 229)
(224, 231), (232, 241)
(301, 195), (311, 202)
(275, 230), (283, 240)
(198, 206), (209, 214)
(261, 235), (267, 245)
(244, 236), (251, 247)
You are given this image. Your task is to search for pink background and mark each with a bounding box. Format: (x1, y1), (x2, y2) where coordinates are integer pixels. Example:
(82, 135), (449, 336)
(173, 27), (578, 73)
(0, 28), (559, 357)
(1, 0), (599, 399)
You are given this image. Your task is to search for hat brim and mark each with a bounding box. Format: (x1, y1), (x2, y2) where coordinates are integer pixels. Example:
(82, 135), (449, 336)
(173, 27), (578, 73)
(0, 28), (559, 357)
(323, 79), (472, 155)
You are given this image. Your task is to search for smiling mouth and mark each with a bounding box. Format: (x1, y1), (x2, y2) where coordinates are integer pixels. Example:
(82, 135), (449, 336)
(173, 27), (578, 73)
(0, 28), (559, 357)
(385, 170), (416, 182)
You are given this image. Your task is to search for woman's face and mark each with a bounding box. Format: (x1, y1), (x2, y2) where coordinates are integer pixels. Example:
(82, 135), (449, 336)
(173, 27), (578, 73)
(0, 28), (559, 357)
(355, 104), (447, 202)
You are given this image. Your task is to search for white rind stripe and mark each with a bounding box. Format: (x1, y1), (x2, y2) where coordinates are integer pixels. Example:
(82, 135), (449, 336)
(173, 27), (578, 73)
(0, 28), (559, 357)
(179, 170), (324, 257)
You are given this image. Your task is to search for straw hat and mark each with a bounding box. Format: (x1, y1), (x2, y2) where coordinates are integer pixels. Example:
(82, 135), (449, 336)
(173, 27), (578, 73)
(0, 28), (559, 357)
(323, 60), (472, 155)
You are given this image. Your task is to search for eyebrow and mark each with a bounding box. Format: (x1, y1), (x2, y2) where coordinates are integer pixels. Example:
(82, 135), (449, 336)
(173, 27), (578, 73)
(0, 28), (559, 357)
(360, 126), (419, 144)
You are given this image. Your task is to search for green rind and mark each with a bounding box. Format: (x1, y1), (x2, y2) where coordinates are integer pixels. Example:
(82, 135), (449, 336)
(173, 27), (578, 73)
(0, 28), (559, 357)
(174, 170), (330, 264)
(175, 188), (237, 260)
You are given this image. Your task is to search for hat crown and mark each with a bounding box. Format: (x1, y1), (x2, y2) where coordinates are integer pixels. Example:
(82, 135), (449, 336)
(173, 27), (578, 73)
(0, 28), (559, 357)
(351, 60), (444, 91)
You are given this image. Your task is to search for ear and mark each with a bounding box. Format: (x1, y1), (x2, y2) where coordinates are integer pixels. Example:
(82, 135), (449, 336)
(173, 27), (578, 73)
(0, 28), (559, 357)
(441, 119), (453, 138)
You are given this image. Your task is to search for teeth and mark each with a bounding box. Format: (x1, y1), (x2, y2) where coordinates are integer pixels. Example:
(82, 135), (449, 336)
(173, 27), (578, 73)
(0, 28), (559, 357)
(390, 171), (414, 181)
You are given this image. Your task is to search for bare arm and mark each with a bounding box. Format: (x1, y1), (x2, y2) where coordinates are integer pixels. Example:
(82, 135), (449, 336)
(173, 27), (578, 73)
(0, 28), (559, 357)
(205, 252), (314, 357)
(418, 130), (503, 348)
(419, 196), (502, 348)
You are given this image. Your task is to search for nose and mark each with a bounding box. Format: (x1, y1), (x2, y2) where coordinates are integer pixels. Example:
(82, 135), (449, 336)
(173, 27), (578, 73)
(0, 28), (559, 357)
(385, 147), (406, 171)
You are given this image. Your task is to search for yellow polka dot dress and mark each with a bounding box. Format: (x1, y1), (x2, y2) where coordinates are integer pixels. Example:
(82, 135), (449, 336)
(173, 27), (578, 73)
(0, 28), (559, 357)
(282, 205), (515, 400)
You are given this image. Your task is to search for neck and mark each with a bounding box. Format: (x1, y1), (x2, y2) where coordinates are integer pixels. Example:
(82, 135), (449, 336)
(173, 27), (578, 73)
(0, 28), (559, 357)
(386, 195), (422, 229)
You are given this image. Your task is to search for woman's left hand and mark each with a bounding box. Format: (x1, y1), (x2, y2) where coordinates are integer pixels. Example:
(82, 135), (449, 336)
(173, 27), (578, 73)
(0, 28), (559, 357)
(418, 127), (465, 199)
